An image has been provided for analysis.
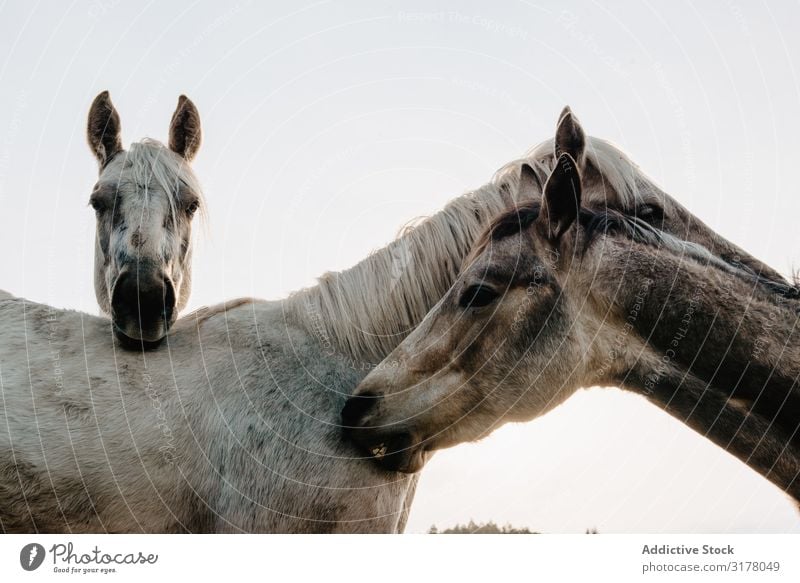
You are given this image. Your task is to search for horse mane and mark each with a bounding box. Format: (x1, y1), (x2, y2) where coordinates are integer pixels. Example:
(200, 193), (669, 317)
(285, 136), (654, 363)
(582, 210), (800, 300)
(469, 198), (800, 306)
(122, 138), (206, 225)
(287, 181), (513, 363)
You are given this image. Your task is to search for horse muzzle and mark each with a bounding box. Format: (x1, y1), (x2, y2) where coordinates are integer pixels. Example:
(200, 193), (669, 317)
(346, 426), (430, 473)
(110, 266), (176, 347)
(341, 393), (430, 473)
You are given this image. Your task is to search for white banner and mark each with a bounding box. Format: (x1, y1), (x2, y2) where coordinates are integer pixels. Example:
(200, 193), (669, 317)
(1, 534), (797, 582)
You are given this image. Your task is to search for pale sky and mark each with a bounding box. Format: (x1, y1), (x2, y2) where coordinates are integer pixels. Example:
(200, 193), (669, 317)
(1, 0), (799, 533)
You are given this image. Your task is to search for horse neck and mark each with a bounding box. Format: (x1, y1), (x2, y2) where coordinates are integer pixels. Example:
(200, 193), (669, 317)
(570, 136), (792, 288)
(284, 181), (519, 365)
(283, 139), (665, 366)
(599, 238), (800, 498)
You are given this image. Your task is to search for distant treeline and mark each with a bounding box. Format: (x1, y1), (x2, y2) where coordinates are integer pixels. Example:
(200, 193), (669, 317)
(428, 520), (535, 534)
(428, 520), (600, 534)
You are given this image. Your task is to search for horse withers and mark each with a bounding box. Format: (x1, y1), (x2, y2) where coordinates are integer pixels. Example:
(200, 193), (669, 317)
(87, 91), (204, 348)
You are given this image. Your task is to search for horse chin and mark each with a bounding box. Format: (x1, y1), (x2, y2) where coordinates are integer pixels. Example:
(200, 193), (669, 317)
(389, 447), (430, 473)
(113, 322), (168, 350)
(109, 268), (177, 349)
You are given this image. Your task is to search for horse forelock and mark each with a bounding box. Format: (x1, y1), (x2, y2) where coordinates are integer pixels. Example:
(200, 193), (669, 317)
(92, 138), (205, 320)
(103, 139), (206, 228)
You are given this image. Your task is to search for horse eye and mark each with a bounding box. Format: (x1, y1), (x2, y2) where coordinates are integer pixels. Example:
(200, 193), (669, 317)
(459, 285), (500, 309)
(638, 203), (665, 223)
(185, 200), (200, 216)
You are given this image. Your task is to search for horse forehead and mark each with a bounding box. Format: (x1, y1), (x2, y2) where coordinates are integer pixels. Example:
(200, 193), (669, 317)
(96, 181), (172, 230)
(471, 231), (540, 282)
(100, 152), (182, 197)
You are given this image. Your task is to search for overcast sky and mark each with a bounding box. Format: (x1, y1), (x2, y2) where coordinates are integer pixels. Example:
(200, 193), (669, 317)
(1, 0), (799, 532)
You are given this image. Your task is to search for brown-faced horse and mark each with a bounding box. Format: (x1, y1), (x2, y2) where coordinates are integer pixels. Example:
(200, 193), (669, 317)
(345, 153), (800, 504)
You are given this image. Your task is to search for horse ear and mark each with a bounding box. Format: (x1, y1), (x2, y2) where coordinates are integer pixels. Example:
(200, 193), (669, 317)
(518, 163), (541, 200)
(87, 91), (123, 167)
(554, 106), (586, 166)
(536, 153), (582, 242)
(168, 95), (202, 162)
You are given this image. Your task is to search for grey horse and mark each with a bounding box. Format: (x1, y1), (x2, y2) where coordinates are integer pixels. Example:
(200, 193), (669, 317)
(86, 91), (204, 349)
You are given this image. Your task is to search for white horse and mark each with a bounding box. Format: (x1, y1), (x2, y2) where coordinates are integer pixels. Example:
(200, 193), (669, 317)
(0, 109), (789, 532)
(86, 91), (204, 349)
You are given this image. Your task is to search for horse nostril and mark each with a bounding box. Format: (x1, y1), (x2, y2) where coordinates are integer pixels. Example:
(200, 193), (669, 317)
(341, 391), (382, 428)
(162, 277), (176, 321)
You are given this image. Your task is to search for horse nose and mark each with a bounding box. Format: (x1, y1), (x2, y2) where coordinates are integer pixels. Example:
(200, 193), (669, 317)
(111, 267), (176, 343)
(341, 394), (425, 472)
(341, 391), (383, 428)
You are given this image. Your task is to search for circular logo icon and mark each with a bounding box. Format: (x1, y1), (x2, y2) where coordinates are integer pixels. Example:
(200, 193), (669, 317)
(20, 543), (46, 571)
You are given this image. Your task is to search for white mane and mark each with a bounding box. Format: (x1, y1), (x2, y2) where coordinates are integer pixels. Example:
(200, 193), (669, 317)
(288, 136), (652, 363)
